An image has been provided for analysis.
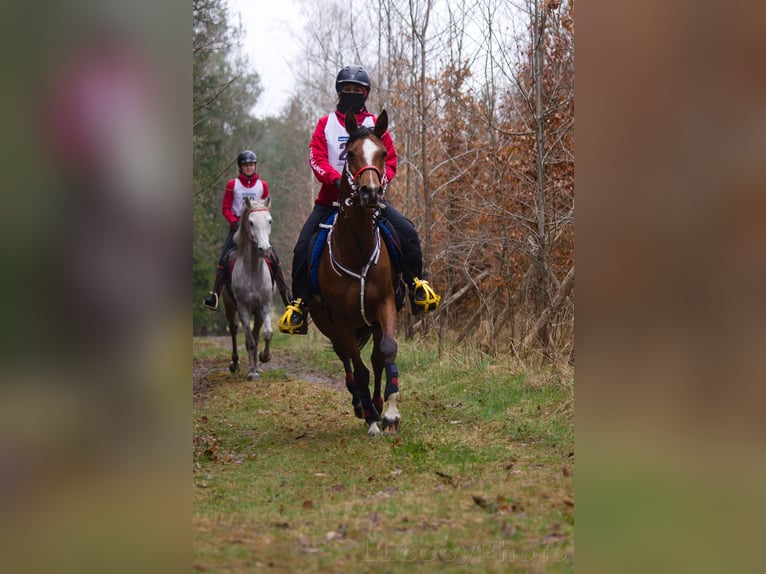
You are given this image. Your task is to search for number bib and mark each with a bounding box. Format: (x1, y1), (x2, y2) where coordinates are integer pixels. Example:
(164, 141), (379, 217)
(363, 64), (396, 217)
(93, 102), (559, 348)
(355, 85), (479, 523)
(324, 113), (376, 171)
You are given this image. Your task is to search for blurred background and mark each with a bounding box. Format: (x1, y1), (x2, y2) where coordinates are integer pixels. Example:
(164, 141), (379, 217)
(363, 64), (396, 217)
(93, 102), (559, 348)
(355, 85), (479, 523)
(0, 0), (188, 572)
(0, 0), (764, 571)
(577, 0), (766, 572)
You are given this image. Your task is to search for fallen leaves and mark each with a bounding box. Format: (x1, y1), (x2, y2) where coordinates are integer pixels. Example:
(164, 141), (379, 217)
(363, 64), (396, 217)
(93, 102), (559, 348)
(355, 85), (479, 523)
(472, 494), (525, 514)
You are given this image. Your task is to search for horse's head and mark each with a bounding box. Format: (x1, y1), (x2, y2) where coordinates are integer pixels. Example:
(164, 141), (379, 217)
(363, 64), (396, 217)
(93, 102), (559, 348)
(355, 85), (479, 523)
(341, 110), (389, 209)
(236, 196), (272, 255)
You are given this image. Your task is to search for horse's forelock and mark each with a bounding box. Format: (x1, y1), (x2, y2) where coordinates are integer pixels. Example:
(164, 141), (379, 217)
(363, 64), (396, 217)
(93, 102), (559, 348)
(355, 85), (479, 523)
(347, 126), (375, 144)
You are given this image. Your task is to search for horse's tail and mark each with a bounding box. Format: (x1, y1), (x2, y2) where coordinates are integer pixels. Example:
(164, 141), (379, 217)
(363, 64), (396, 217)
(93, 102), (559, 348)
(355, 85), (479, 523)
(355, 326), (373, 350)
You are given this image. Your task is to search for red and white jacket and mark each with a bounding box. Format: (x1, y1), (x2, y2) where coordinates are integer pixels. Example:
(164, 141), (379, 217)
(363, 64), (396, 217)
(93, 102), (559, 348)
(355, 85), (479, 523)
(309, 110), (397, 207)
(222, 172), (269, 229)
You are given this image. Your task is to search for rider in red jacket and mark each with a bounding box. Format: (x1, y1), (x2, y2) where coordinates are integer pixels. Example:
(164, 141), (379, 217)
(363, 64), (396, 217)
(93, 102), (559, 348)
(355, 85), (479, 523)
(203, 150), (290, 310)
(278, 65), (440, 334)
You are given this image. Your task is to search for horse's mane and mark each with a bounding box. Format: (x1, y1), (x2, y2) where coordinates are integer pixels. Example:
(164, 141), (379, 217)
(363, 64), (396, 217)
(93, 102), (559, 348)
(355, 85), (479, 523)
(233, 205), (252, 249)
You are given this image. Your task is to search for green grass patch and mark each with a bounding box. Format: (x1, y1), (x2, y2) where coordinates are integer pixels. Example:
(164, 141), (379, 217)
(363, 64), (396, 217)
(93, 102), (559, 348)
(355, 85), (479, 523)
(194, 332), (574, 573)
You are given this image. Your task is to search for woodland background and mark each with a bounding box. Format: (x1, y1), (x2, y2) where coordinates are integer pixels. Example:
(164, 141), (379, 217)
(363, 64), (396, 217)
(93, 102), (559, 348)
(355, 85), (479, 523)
(193, 0), (574, 364)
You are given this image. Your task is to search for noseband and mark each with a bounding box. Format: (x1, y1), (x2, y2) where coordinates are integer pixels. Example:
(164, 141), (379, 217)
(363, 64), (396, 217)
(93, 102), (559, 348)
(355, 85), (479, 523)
(343, 163), (386, 207)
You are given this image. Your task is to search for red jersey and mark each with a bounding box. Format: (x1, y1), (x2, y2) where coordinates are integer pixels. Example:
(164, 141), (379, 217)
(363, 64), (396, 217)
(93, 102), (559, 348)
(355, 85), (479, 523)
(309, 110), (397, 207)
(222, 173), (269, 225)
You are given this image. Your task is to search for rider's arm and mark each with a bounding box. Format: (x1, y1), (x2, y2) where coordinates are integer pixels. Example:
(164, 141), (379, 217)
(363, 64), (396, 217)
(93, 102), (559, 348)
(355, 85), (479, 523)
(309, 116), (342, 186)
(221, 179), (238, 225)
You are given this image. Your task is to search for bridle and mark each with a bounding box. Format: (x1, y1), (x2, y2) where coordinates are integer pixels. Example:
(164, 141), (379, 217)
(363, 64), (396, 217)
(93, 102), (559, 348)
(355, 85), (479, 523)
(243, 207), (271, 255)
(342, 163), (387, 206)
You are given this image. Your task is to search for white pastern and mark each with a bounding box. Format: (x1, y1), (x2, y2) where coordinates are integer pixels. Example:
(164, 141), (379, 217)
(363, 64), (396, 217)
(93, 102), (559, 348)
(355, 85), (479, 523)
(368, 421), (382, 436)
(384, 392), (400, 421)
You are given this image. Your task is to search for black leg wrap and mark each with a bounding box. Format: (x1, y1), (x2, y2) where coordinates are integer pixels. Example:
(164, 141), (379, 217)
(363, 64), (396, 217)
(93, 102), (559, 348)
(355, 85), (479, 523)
(384, 363), (400, 401)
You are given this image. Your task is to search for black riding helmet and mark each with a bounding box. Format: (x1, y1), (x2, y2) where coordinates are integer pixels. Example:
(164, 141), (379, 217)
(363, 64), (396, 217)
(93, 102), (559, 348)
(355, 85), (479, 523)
(335, 65), (371, 94)
(237, 150), (257, 166)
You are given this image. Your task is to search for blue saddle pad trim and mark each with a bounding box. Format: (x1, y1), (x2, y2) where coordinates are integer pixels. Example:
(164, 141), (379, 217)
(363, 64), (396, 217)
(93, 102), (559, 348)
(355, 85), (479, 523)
(309, 211), (338, 294)
(309, 210), (403, 295)
(378, 218), (403, 271)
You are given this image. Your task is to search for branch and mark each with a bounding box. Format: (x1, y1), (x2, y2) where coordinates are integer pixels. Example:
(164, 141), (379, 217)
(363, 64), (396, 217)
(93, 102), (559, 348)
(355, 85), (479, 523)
(522, 264), (574, 349)
(411, 269), (490, 330)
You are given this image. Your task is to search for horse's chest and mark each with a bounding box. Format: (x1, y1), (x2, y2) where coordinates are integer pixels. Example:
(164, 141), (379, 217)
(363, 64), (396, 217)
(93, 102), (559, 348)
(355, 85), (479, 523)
(232, 262), (270, 303)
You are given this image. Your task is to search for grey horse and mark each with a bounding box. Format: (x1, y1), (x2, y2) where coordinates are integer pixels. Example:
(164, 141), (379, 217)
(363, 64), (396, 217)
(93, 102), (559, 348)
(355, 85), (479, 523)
(222, 197), (274, 380)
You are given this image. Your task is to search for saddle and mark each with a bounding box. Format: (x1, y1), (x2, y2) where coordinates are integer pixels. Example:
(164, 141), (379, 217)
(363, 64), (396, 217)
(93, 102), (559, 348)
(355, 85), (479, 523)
(308, 209), (405, 309)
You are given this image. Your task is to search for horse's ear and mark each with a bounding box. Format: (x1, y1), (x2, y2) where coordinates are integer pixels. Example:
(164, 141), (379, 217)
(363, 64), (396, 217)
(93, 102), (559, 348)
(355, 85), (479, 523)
(374, 110), (388, 139)
(344, 109), (358, 134)
(245, 197), (252, 210)
(264, 195), (271, 208)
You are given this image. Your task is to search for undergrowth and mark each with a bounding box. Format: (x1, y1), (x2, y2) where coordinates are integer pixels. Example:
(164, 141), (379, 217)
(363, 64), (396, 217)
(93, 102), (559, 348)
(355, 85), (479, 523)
(193, 331), (574, 573)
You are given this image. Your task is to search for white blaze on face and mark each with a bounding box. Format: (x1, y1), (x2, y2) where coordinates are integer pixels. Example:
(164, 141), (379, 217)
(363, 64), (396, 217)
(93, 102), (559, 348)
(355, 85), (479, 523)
(358, 139), (381, 189)
(362, 138), (378, 167)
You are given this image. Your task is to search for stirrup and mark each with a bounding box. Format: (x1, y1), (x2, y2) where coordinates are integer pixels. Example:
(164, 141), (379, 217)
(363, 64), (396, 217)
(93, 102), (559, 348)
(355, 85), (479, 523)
(412, 278), (441, 312)
(203, 291), (219, 310)
(278, 298), (308, 334)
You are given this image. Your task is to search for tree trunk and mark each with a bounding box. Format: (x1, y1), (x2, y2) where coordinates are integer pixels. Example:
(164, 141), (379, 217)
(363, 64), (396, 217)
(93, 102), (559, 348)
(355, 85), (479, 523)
(522, 265), (573, 349)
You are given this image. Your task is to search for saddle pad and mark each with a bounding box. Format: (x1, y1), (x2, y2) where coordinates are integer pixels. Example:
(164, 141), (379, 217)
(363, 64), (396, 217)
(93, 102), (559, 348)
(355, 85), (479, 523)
(309, 211), (338, 295)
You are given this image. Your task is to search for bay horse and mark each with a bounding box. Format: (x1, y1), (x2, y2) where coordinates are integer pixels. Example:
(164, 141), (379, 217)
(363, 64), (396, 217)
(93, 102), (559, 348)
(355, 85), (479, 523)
(309, 109), (401, 436)
(222, 197), (274, 380)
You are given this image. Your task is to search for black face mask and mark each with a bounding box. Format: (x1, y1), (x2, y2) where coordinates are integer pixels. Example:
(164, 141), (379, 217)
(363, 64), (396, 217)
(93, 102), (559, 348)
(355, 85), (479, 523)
(337, 92), (366, 114)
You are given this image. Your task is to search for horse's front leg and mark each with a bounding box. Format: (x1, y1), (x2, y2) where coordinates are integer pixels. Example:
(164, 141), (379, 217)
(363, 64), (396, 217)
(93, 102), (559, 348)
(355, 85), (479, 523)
(378, 307), (400, 433)
(258, 303), (272, 364)
(371, 327), (385, 414)
(352, 359), (382, 436)
(226, 301), (239, 373)
(239, 309), (259, 380)
(339, 333), (381, 435)
(332, 345), (362, 419)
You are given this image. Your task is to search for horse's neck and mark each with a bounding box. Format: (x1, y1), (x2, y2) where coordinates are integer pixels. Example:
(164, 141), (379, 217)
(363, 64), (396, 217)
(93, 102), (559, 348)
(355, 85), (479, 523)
(334, 209), (378, 265)
(235, 242), (264, 272)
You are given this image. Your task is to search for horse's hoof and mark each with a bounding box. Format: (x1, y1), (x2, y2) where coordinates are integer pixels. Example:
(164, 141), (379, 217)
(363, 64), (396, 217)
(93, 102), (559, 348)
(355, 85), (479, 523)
(382, 417), (400, 433)
(247, 372), (259, 381)
(259, 352), (271, 363)
(368, 422), (382, 436)
(229, 363), (238, 373)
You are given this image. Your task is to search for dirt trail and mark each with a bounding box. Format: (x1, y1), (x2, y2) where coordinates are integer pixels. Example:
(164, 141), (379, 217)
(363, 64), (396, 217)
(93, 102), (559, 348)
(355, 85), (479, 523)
(193, 336), (342, 404)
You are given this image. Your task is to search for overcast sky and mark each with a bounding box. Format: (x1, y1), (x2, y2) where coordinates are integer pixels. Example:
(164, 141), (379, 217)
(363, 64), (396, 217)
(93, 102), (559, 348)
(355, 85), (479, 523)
(227, 0), (307, 118)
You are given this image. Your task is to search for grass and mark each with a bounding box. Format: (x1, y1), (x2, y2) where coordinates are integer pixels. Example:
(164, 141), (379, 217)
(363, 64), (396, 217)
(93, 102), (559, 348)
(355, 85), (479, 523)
(193, 331), (574, 573)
